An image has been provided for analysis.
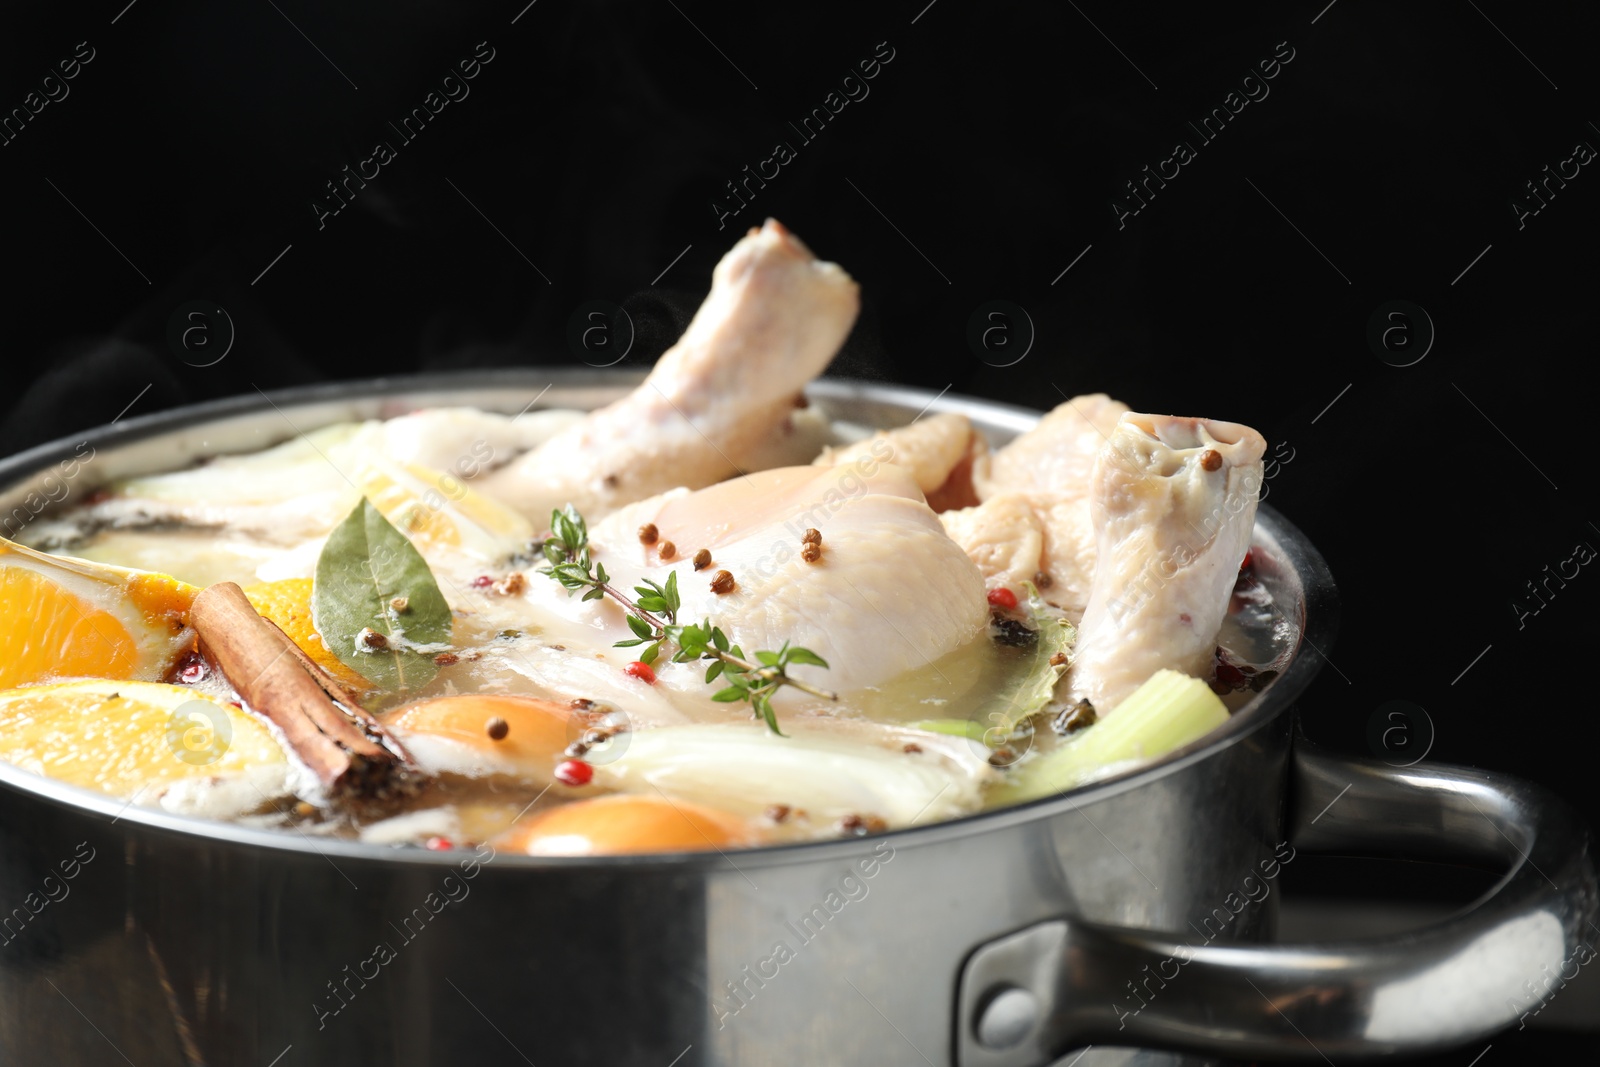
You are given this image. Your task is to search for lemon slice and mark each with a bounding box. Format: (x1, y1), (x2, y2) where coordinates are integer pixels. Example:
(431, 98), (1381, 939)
(352, 454), (532, 561)
(0, 679), (287, 800)
(0, 539), (196, 689)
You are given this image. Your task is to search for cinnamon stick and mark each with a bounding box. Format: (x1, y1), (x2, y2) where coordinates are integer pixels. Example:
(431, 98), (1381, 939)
(189, 582), (416, 799)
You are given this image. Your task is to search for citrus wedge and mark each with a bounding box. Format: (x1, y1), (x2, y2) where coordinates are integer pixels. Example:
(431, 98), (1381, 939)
(242, 577), (370, 691)
(496, 794), (759, 855)
(0, 539), (196, 689)
(353, 455), (532, 561)
(0, 679), (287, 800)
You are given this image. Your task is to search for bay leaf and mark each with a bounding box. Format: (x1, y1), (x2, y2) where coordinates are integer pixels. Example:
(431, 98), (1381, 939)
(967, 588), (1076, 731)
(313, 498), (453, 691)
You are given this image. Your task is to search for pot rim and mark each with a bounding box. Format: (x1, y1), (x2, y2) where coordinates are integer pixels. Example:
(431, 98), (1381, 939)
(0, 370), (1338, 871)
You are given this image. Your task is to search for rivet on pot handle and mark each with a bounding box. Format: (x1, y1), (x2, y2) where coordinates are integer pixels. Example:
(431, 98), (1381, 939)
(956, 742), (1600, 1065)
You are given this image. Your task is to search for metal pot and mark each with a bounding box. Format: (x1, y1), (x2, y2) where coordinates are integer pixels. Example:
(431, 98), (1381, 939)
(0, 372), (1593, 1067)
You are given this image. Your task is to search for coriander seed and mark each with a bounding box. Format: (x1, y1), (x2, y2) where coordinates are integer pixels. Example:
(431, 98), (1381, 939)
(838, 813), (887, 836)
(710, 569), (736, 595)
(492, 572), (526, 596)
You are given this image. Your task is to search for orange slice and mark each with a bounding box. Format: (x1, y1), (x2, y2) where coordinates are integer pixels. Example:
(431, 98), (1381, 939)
(242, 578), (370, 691)
(0, 539), (196, 689)
(496, 794), (759, 855)
(385, 695), (574, 779)
(0, 679), (287, 799)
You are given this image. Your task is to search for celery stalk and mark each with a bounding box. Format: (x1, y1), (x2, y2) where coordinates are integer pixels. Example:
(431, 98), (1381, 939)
(906, 719), (988, 741)
(991, 669), (1230, 805)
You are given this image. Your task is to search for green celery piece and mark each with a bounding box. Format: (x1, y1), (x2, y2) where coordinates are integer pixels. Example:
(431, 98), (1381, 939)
(991, 669), (1229, 805)
(906, 719), (989, 742)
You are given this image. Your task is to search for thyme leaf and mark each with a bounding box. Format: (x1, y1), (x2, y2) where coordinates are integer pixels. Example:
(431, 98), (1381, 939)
(535, 505), (836, 735)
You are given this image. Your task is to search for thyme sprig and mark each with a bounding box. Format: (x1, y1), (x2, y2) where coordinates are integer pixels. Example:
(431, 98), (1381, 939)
(539, 505), (836, 735)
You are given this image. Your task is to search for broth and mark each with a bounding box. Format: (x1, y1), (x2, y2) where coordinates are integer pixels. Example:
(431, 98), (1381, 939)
(4, 397), (1287, 854)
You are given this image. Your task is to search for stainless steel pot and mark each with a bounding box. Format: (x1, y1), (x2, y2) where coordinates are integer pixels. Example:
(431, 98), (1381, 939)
(0, 372), (1593, 1067)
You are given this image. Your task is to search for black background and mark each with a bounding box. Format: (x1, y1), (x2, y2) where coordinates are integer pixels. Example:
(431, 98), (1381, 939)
(2, 1), (1596, 1062)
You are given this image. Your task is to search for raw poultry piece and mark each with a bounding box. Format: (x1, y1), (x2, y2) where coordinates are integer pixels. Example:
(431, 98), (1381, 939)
(624, 465), (986, 695)
(1065, 413), (1265, 713)
(481, 219), (860, 521)
(940, 492), (1098, 618)
(971, 392), (1128, 498)
(496, 462), (988, 705)
(811, 412), (985, 509)
(939, 393), (1128, 618)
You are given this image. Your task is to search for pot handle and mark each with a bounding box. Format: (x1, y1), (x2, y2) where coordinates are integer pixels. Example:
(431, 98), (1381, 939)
(955, 742), (1600, 1065)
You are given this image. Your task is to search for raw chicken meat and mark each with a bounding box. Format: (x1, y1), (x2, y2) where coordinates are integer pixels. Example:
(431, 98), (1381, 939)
(939, 393), (1128, 618)
(812, 412), (983, 501)
(481, 219), (859, 521)
(458, 461), (987, 717)
(1065, 413), (1265, 713)
(572, 462), (989, 697)
(941, 492), (1098, 618)
(972, 393), (1127, 498)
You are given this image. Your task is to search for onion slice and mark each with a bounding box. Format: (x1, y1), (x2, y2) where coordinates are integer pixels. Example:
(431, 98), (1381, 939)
(591, 721), (990, 827)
